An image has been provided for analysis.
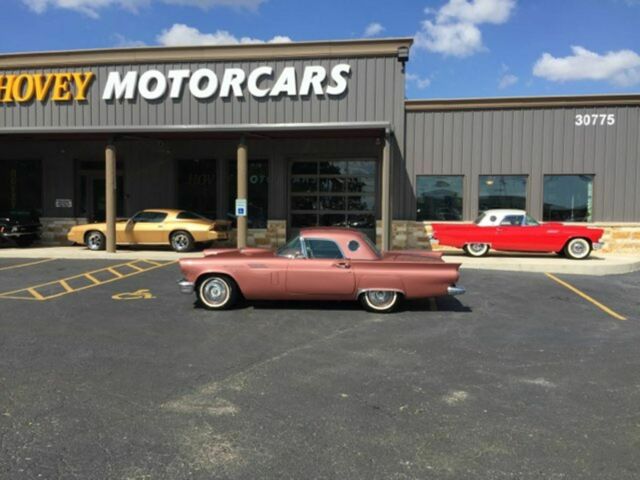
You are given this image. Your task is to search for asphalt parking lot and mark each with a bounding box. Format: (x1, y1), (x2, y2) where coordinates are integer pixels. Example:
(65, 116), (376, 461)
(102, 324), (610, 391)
(0, 257), (639, 479)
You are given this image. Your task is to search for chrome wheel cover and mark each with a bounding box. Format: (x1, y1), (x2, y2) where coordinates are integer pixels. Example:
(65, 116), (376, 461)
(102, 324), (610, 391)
(172, 233), (190, 251)
(200, 278), (230, 308)
(365, 291), (397, 310)
(87, 232), (103, 250)
(569, 239), (589, 258)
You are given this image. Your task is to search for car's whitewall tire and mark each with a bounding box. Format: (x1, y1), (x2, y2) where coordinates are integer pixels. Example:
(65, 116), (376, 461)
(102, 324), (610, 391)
(360, 290), (400, 313)
(564, 238), (591, 260)
(463, 243), (490, 257)
(198, 275), (238, 310)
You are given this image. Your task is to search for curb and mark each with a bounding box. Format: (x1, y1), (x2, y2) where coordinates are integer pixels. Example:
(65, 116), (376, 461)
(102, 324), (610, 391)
(443, 255), (640, 276)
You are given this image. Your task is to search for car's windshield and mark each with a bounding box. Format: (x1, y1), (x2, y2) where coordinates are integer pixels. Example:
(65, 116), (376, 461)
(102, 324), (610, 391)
(525, 215), (540, 226)
(474, 213), (486, 224)
(277, 236), (304, 258)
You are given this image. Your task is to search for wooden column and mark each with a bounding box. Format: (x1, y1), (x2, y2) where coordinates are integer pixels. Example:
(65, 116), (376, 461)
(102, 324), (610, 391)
(236, 137), (248, 249)
(105, 142), (117, 253)
(381, 130), (392, 252)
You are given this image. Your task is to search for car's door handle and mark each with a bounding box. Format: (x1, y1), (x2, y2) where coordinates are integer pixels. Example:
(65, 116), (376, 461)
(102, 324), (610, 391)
(333, 262), (351, 269)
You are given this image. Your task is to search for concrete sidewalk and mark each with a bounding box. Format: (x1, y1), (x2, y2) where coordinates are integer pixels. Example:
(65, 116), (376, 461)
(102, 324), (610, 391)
(442, 251), (640, 276)
(0, 245), (638, 275)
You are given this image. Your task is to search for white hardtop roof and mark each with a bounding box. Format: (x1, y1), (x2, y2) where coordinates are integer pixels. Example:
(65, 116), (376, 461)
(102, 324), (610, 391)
(482, 209), (527, 217)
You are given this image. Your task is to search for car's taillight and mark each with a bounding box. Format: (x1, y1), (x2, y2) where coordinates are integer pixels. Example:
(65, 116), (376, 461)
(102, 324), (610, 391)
(210, 223), (228, 232)
(0, 226), (4, 233)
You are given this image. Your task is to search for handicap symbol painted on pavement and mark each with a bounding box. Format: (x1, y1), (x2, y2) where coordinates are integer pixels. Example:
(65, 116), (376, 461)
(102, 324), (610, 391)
(112, 289), (155, 300)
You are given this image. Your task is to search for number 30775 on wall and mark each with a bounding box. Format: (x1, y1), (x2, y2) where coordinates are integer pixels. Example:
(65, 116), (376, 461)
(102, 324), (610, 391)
(575, 113), (616, 126)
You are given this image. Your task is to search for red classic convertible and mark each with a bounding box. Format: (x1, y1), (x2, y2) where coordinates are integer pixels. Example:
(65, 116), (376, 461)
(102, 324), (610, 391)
(431, 209), (604, 259)
(178, 227), (464, 312)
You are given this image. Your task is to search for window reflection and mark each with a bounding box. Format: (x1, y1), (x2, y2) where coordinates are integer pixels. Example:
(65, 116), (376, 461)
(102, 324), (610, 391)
(543, 175), (593, 222)
(416, 176), (463, 221)
(479, 175), (527, 212)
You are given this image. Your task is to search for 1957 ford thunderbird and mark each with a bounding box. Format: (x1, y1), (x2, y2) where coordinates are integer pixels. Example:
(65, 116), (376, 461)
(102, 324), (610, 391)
(178, 227), (464, 313)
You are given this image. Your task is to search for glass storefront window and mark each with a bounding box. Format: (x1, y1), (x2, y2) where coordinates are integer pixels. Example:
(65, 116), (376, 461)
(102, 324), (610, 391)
(543, 175), (593, 222)
(0, 159), (42, 221)
(416, 176), (463, 221)
(228, 159), (269, 229)
(177, 159), (216, 219)
(289, 158), (377, 239)
(479, 175), (527, 212)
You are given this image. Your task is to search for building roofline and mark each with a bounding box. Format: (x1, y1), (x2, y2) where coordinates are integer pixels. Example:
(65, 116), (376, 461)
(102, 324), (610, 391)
(0, 37), (414, 69)
(0, 121), (392, 136)
(405, 93), (640, 111)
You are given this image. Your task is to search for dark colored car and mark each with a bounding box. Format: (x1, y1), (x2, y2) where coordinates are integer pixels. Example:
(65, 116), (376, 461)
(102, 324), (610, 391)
(0, 211), (41, 247)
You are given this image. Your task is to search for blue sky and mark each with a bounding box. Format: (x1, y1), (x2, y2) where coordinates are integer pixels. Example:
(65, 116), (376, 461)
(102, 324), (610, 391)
(1, 0), (639, 99)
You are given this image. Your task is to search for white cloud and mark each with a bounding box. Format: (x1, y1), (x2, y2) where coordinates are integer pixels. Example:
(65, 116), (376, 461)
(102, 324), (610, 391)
(415, 21), (483, 57)
(363, 22), (385, 37)
(406, 73), (432, 89)
(21, 0), (264, 17)
(157, 24), (291, 46)
(533, 46), (640, 87)
(113, 33), (147, 48)
(437, 0), (515, 24)
(414, 0), (516, 57)
(498, 73), (518, 89)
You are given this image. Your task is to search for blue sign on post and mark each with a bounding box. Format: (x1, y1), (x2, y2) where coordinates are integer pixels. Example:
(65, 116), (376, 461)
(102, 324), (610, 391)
(235, 198), (247, 217)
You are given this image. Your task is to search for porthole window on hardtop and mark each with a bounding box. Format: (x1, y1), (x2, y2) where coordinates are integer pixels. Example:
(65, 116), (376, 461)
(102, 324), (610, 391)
(348, 240), (360, 252)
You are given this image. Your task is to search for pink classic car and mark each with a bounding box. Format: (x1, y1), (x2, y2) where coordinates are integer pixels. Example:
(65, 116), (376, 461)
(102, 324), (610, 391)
(178, 227), (464, 313)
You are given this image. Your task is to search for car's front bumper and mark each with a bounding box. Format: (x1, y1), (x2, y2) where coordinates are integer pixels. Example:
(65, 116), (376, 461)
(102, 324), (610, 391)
(593, 242), (604, 251)
(178, 279), (195, 294)
(447, 285), (466, 296)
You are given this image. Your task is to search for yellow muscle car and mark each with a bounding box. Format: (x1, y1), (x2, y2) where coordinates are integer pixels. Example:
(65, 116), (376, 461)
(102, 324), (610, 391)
(67, 209), (229, 252)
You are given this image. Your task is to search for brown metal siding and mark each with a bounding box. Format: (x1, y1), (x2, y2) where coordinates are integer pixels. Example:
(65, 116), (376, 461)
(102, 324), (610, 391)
(0, 56), (404, 130)
(405, 106), (640, 222)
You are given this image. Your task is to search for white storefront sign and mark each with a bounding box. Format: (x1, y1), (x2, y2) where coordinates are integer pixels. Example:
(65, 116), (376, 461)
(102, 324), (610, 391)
(102, 64), (351, 102)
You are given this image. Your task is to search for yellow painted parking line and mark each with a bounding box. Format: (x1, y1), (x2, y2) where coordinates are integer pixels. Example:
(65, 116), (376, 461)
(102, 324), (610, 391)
(545, 273), (627, 321)
(85, 273), (101, 284)
(0, 258), (55, 272)
(107, 267), (124, 278)
(139, 259), (163, 267)
(0, 260), (177, 301)
(27, 288), (45, 300)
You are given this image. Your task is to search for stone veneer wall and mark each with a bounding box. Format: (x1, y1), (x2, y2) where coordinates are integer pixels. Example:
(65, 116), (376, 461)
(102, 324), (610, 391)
(38, 218), (640, 253)
(377, 220), (640, 254)
(221, 220), (287, 249)
(40, 217), (88, 245)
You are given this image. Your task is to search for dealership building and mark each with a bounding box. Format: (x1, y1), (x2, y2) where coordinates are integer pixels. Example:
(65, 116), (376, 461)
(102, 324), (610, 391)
(1, 37), (639, 252)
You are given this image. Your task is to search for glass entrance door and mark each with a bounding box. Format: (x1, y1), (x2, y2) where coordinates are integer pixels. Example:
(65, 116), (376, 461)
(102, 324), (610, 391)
(79, 173), (124, 222)
(289, 158), (377, 240)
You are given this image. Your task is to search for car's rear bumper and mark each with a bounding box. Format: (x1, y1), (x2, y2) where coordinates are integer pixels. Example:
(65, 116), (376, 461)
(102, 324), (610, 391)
(1, 232), (38, 238)
(447, 285), (466, 296)
(593, 242), (604, 250)
(204, 231), (229, 242)
(178, 279), (195, 294)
